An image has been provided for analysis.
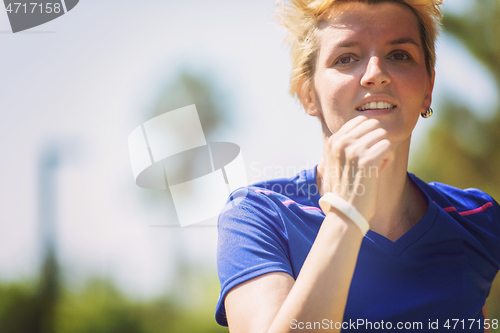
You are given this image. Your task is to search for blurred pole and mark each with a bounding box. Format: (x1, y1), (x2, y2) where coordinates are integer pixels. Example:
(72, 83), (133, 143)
(35, 145), (60, 333)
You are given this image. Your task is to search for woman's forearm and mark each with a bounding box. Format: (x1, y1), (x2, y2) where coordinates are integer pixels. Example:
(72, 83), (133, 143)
(266, 209), (364, 333)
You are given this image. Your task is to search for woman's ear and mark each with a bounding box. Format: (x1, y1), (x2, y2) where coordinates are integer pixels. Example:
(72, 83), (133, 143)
(298, 80), (321, 117)
(422, 70), (435, 111)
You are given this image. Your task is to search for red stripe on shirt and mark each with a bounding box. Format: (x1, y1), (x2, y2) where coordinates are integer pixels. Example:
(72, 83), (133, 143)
(458, 201), (493, 216)
(441, 202), (493, 216)
(281, 199), (322, 212)
(254, 190), (322, 212)
(255, 190), (274, 194)
(302, 206), (322, 212)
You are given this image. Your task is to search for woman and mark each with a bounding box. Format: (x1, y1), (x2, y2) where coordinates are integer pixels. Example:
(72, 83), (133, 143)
(216, 0), (500, 332)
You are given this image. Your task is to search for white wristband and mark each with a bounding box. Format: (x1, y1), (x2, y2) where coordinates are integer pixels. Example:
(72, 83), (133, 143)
(319, 193), (370, 235)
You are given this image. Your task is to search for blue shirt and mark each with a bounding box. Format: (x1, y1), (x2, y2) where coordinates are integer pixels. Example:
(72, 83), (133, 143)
(216, 167), (500, 331)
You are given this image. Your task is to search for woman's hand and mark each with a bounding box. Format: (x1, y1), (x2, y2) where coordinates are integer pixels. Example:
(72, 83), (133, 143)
(321, 115), (394, 221)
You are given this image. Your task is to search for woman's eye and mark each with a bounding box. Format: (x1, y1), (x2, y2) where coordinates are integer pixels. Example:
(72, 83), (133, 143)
(335, 55), (356, 65)
(390, 51), (410, 61)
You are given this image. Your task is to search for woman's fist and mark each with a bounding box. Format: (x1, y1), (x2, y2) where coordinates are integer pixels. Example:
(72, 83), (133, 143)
(320, 116), (394, 221)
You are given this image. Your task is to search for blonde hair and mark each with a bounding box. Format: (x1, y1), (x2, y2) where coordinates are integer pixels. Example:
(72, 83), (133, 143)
(276, 0), (442, 99)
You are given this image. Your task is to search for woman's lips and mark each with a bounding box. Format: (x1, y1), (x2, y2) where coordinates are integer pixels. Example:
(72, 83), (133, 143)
(356, 106), (397, 115)
(356, 101), (396, 111)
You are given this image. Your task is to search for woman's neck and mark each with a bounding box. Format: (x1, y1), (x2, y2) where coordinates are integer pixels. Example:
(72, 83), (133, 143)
(368, 137), (411, 238)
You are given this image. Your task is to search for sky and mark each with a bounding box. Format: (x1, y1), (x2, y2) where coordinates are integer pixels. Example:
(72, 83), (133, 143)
(0, 0), (497, 300)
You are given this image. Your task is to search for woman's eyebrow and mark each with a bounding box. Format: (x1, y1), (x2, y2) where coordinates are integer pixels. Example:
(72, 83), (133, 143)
(389, 37), (420, 47)
(335, 38), (419, 49)
(337, 41), (359, 48)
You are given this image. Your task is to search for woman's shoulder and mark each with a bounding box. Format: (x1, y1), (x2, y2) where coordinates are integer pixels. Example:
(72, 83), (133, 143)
(410, 173), (498, 216)
(222, 167), (318, 213)
(218, 167), (322, 233)
(410, 174), (500, 268)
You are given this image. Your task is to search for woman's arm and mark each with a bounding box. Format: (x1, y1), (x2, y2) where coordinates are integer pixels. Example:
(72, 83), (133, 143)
(225, 117), (392, 333)
(226, 211), (364, 333)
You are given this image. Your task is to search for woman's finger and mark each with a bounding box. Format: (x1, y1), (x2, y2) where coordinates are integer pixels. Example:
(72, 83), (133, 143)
(362, 139), (393, 170)
(342, 118), (381, 140)
(358, 127), (389, 149)
(334, 115), (368, 137)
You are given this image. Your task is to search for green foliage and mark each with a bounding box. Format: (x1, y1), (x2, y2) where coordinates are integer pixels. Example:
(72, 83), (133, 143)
(55, 279), (144, 333)
(0, 276), (228, 333)
(0, 282), (40, 333)
(442, 1), (500, 83)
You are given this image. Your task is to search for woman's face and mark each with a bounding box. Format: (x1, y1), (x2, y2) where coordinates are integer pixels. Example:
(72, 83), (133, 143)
(305, 1), (434, 144)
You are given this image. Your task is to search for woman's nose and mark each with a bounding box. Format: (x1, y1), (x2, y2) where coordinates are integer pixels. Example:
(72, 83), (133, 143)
(360, 56), (391, 87)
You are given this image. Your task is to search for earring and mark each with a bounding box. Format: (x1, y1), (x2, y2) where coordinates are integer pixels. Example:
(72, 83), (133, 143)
(421, 107), (433, 118)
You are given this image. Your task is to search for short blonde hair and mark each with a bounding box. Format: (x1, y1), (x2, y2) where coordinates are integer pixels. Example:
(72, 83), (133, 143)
(276, 0), (442, 99)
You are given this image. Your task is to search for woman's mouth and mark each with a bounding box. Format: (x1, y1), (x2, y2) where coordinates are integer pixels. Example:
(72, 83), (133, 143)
(356, 101), (396, 111)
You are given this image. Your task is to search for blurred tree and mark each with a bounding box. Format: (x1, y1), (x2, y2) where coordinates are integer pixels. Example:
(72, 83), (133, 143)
(141, 67), (234, 214)
(32, 145), (62, 333)
(137, 66), (233, 329)
(410, 0), (500, 325)
(148, 67), (233, 141)
(0, 69), (233, 332)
